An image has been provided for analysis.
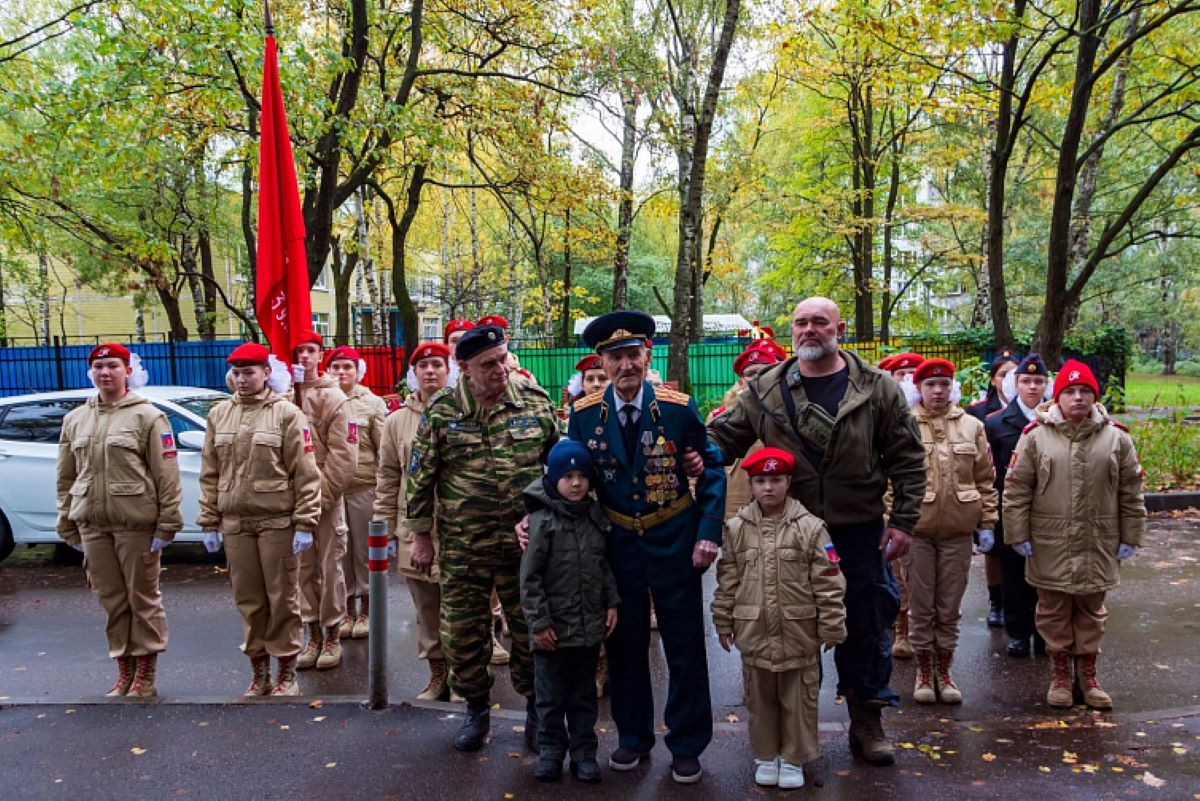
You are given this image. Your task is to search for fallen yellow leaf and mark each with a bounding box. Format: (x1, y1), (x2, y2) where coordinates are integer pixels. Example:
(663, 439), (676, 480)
(324, 762), (337, 769)
(968, 726), (983, 733)
(982, 753), (996, 762)
(507, 752), (522, 759)
(308, 699), (324, 709)
(130, 747), (147, 756)
(1062, 750), (1078, 764)
(1038, 766), (1051, 773)
(280, 725), (290, 731)
(725, 713), (739, 723)
(1140, 771), (1165, 788)
(312, 716), (326, 722)
(504, 795), (514, 800)
(1172, 747), (1187, 755)
(995, 738), (1013, 744)
(899, 742), (915, 749)
(1111, 766), (1124, 773)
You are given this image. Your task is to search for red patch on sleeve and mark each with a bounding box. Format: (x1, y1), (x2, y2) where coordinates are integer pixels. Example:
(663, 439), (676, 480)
(347, 421), (359, 444)
(302, 427), (315, 453)
(161, 432), (177, 459)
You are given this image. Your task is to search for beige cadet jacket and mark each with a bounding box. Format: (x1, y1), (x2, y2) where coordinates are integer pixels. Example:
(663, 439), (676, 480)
(292, 372), (358, 501)
(912, 404), (998, 539)
(712, 498), (847, 671)
(373, 394), (438, 579)
(1003, 402), (1146, 594)
(345, 384), (387, 494)
(56, 393), (184, 546)
(197, 389), (322, 534)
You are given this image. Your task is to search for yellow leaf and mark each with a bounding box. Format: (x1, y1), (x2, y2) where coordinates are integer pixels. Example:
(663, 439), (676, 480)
(130, 747), (147, 756)
(982, 753), (996, 762)
(968, 726), (983, 733)
(899, 742), (915, 749)
(725, 713), (739, 723)
(1111, 766), (1123, 772)
(1173, 747), (1187, 755)
(324, 762), (337, 769)
(308, 700), (324, 709)
(512, 725), (525, 733)
(507, 752), (522, 759)
(1039, 766), (1051, 773)
(505, 795), (514, 800)
(1062, 751), (1077, 764)
(280, 725), (290, 731)
(1140, 771), (1166, 788)
(312, 716), (326, 722)
(995, 738), (1013, 744)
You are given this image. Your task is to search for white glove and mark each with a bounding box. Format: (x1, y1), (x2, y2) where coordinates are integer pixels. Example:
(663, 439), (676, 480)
(1116, 543), (1137, 561)
(71, 542), (85, 553)
(149, 537), (170, 553)
(293, 530), (314, 554)
(975, 529), (995, 553)
(387, 539), (398, 559)
(291, 364), (306, 385)
(1013, 541), (1033, 558)
(202, 532), (223, 553)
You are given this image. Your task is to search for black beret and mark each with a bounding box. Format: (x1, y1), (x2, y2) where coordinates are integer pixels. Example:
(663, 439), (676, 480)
(583, 310), (655, 352)
(1016, 353), (1049, 377)
(455, 325), (506, 361)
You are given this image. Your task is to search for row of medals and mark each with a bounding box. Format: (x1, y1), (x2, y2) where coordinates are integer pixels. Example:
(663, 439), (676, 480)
(644, 434), (679, 506)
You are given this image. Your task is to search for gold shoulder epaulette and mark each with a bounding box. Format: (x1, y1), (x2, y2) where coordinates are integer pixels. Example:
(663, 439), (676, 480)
(572, 392), (604, 412)
(654, 387), (691, 406)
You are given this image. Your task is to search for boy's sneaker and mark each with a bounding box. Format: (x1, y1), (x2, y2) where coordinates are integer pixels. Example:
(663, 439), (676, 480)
(608, 747), (647, 771)
(535, 757), (563, 782)
(754, 758), (780, 786)
(671, 756), (703, 784)
(778, 761), (805, 789)
(570, 759), (602, 783)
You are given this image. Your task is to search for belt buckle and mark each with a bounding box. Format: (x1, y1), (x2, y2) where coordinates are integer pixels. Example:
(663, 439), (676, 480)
(632, 514), (645, 535)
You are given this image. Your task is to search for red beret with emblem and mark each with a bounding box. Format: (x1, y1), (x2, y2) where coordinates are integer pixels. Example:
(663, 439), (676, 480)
(324, 345), (361, 368)
(87, 342), (132, 365)
(877, 355), (896, 372)
(741, 446), (796, 476)
(294, 330), (323, 348)
(914, 358), (956, 383)
(889, 352), (924, 372)
(733, 341), (785, 377)
(226, 342), (270, 365)
(410, 341), (451, 367)
(574, 354), (602, 372)
(442, 319), (475, 342)
(476, 314), (509, 330)
(1053, 358), (1099, 401)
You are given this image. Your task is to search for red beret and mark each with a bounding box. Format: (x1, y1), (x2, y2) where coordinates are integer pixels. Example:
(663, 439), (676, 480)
(914, 358), (956, 383)
(294, 330), (323, 348)
(88, 342), (131, 364)
(226, 342), (270, 365)
(476, 314), (508, 330)
(889, 352), (924, 372)
(733, 342), (784, 376)
(575, 354), (602, 372)
(324, 345), (361, 367)
(741, 447), (796, 476)
(877, 355), (896, 372)
(1053, 359), (1099, 401)
(443, 319), (475, 342)
(410, 341), (451, 366)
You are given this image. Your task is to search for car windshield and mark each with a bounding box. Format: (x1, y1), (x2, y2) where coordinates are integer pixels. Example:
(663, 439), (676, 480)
(171, 395), (227, 420)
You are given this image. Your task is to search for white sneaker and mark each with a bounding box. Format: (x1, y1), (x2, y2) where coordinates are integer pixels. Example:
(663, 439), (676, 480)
(754, 758), (780, 786)
(778, 761), (805, 790)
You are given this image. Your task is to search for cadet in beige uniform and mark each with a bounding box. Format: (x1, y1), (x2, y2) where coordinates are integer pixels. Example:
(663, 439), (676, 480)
(199, 342), (322, 696)
(325, 345), (387, 639)
(56, 342), (183, 698)
(290, 331), (359, 669)
(374, 342), (454, 700)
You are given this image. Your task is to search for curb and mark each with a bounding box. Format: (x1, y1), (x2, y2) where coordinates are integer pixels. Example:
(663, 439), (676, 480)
(1145, 492), (1200, 512)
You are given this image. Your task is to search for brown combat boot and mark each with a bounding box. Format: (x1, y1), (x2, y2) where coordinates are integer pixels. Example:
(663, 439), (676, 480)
(1046, 652), (1074, 708)
(106, 656), (135, 697)
(297, 622), (323, 670)
(352, 596), (369, 639)
(892, 611), (913, 659)
(935, 649), (962, 704)
(847, 703), (895, 766)
(1076, 654), (1112, 710)
(417, 659), (450, 701)
(272, 655), (299, 696)
(338, 598), (356, 639)
(316, 625), (342, 669)
(913, 651), (936, 704)
(126, 654), (158, 698)
(244, 654), (273, 697)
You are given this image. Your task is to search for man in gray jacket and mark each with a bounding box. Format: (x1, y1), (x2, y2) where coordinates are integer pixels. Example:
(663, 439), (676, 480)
(707, 297), (926, 768)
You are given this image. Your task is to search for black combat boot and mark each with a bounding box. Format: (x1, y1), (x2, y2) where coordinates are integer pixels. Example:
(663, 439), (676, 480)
(986, 585), (1005, 628)
(454, 696), (491, 752)
(524, 695), (540, 752)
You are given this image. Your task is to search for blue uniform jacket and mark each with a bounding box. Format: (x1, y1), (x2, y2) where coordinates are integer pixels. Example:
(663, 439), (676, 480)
(567, 382), (726, 590)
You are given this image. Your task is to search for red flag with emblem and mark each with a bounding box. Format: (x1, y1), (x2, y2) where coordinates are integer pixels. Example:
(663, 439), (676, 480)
(254, 6), (311, 364)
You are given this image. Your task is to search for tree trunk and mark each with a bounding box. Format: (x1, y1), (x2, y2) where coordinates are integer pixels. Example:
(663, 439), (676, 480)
(241, 103), (258, 315)
(559, 207), (573, 347)
(331, 238), (356, 346)
(1161, 273), (1177, 375)
(379, 166), (427, 357)
(198, 228), (217, 340)
(1035, 0), (1101, 367)
(880, 113), (901, 342)
(182, 233), (211, 340)
(156, 279), (189, 342)
(38, 251), (51, 345)
(353, 188), (373, 345)
(612, 88), (637, 309)
(668, 0), (742, 391)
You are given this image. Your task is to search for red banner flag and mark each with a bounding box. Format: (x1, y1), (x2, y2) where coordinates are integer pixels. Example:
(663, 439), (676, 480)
(255, 26), (311, 364)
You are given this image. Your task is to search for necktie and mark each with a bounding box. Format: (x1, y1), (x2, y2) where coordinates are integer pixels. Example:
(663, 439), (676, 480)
(621, 403), (639, 457)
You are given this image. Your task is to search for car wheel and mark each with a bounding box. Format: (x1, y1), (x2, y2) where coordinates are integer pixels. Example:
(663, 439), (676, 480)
(53, 542), (84, 565)
(0, 513), (14, 563)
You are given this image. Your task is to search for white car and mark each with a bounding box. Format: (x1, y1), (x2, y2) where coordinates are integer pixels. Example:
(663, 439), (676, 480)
(0, 386), (228, 562)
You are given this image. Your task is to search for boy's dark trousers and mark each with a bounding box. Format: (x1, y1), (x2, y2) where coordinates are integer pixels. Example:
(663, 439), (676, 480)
(533, 644), (601, 762)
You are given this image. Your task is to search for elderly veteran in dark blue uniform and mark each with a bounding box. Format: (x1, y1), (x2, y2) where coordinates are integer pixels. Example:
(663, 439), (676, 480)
(565, 310), (726, 785)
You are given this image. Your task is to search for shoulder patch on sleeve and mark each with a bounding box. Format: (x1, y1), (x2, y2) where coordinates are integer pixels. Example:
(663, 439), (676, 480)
(572, 392), (604, 412)
(1021, 420), (1040, 434)
(654, 387), (691, 405)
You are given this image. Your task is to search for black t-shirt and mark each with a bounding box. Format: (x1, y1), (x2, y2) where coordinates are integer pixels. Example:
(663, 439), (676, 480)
(797, 367), (849, 470)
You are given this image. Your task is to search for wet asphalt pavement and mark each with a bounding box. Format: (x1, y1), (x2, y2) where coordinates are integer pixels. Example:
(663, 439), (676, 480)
(1, 513), (1197, 799)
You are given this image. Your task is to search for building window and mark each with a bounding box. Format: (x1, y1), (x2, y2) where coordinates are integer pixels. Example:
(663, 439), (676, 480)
(312, 313), (331, 337)
(312, 266), (330, 291)
(421, 317), (439, 341)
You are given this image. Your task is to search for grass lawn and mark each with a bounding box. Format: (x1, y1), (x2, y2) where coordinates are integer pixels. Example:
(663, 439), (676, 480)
(1125, 372), (1200, 409)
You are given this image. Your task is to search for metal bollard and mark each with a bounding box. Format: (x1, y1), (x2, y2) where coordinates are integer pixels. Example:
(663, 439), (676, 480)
(366, 520), (389, 709)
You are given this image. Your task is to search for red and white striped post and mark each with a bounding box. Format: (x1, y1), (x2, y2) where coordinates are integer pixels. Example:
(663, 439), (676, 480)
(366, 520), (389, 709)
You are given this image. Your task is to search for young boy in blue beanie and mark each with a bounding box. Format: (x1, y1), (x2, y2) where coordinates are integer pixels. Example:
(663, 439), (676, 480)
(520, 439), (620, 783)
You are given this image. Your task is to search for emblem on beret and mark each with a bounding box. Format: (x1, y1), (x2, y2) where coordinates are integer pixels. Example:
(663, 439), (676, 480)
(764, 458), (778, 472)
(1069, 370), (1080, 380)
(98, 347), (110, 357)
(1028, 364), (1037, 372)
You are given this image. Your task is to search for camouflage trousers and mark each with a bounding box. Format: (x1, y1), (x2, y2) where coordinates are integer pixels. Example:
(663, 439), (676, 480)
(439, 559), (532, 700)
